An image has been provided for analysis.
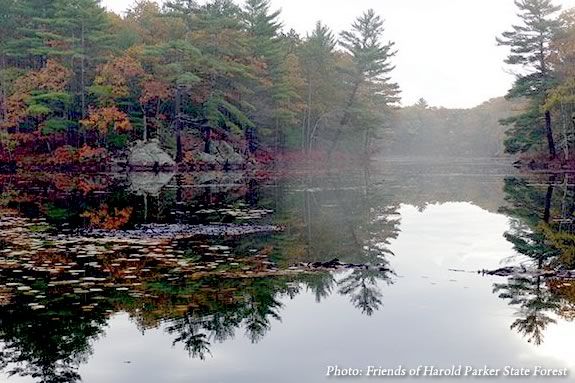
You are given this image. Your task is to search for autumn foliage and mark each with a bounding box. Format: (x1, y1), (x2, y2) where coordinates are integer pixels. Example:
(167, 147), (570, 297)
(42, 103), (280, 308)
(81, 107), (132, 135)
(0, 0), (403, 170)
(2, 60), (72, 130)
(48, 145), (108, 166)
(81, 204), (133, 230)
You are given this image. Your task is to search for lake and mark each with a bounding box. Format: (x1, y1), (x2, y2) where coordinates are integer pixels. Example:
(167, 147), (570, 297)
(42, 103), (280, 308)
(0, 159), (574, 382)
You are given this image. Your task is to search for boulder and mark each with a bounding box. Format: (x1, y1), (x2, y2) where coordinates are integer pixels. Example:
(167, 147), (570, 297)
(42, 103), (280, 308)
(196, 140), (245, 166)
(128, 139), (176, 170)
(129, 172), (175, 196)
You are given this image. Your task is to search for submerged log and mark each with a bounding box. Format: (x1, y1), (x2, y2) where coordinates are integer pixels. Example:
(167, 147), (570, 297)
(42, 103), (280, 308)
(294, 258), (391, 272)
(481, 266), (574, 279)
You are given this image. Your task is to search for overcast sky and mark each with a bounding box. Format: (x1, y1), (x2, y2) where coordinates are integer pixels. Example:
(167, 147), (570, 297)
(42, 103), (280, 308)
(102, 0), (575, 109)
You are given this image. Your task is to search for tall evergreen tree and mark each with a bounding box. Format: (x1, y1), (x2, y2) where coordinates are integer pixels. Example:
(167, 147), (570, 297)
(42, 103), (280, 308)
(2, 0), (58, 68)
(243, 0), (282, 58)
(0, 0), (18, 62)
(300, 22), (339, 152)
(497, 0), (562, 159)
(47, 0), (111, 118)
(243, 0), (296, 150)
(329, 9), (399, 155)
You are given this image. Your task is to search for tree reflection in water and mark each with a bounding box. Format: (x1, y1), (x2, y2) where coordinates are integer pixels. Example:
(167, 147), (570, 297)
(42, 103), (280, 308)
(0, 172), (397, 382)
(493, 275), (559, 345)
(0, 296), (108, 383)
(338, 268), (390, 316)
(497, 175), (575, 345)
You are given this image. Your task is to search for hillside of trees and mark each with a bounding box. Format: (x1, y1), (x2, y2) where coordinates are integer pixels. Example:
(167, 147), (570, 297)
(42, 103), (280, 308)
(0, 0), (399, 170)
(385, 97), (521, 158)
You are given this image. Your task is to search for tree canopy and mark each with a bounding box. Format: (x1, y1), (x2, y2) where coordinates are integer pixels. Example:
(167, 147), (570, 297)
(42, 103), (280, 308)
(0, 0), (400, 169)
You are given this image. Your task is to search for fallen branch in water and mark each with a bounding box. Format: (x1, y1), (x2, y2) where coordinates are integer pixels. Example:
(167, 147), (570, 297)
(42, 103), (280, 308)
(292, 258), (392, 272)
(479, 266), (575, 279)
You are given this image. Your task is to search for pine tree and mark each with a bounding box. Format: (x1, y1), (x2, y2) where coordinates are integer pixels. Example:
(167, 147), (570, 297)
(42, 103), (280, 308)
(2, 0), (58, 68)
(47, 0), (111, 118)
(243, 0), (282, 58)
(0, 0), (18, 62)
(329, 9), (399, 155)
(497, 0), (562, 159)
(299, 22), (339, 152)
(243, 0), (292, 150)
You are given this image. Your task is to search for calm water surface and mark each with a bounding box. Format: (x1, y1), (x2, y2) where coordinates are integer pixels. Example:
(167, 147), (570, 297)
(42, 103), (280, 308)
(1, 160), (574, 382)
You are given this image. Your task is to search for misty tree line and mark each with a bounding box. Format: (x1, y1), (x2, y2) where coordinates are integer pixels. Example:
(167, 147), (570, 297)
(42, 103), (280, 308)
(387, 97), (519, 158)
(393, 0), (575, 162)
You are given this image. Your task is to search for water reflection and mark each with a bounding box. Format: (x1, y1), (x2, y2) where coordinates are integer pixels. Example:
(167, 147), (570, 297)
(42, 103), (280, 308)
(493, 275), (559, 345)
(495, 174), (575, 345)
(3, 164), (575, 382)
(0, 171), (395, 382)
(337, 268), (392, 316)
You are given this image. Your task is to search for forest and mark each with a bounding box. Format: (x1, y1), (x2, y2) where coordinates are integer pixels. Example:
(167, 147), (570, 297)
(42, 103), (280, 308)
(2, 0), (575, 170)
(0, 0), (399, 171)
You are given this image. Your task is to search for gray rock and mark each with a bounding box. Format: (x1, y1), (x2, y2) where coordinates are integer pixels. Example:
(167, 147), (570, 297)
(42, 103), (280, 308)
(128, 139), (176, 169)
(196, 140), (245, 165)
(129, 172), (175, 196)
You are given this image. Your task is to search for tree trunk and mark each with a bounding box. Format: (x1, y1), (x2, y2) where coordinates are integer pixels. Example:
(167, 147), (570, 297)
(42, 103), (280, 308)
(363, 128), (370, 159)
(543, 175), (555, 224)
(0, 84), (5, 125)
(143, 194), (148, 222)
(327, 79), (361, 157)
(0, 55), (5, 124)
(141, 104), (148, 141)
(545, 110), (556, 160)
(203, 126), (211, 154)
(175, 87), (183, 163)
(80, 22), (86, 119)
(560, 103), (569, 161)
(305, 78), (313, 153)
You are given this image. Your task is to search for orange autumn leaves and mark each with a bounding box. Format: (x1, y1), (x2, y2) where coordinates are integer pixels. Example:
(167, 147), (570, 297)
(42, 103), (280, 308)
(94, 54), (146, 99)
(81, 106), (132, 135)
(140, 79), (171, 108)
(2, 60), (72, 130)
(86, 53), (171, 136)
(81, 204), (133, 230)
(49, 144), (107, 166)
(93, 53), (171, 107)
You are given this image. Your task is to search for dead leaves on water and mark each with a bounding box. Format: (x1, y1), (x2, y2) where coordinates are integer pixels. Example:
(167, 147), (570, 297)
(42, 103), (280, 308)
(0, 212), (285, 312)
